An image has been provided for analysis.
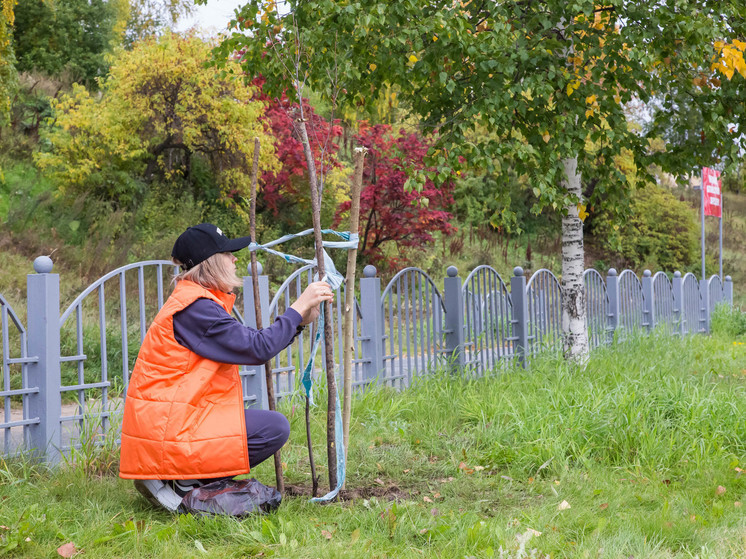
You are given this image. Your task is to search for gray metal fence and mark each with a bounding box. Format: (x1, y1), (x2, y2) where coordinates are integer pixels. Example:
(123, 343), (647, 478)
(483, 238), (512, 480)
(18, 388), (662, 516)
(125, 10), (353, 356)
(0, 257), (735, 462)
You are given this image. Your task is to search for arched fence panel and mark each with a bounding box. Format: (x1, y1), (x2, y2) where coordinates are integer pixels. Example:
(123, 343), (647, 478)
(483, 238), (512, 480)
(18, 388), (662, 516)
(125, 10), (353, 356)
(462, 266), (513, 376)
(653, 272), (676, 333)
(682, 273), (703, 335)
(618, 270), (644, 340)
(381, 268), (446, 389)
(57, 261), (178, 454)
(0, 295), (38, 456)
(526, 269), (562, 355)
(583, 269), (609, 350)
(709, 275), (725, 309)
(265, 265), (364, 404)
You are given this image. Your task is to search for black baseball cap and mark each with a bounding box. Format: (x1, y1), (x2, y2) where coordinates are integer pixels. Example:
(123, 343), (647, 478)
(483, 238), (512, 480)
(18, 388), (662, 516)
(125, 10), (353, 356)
(171, 223), (252, 270)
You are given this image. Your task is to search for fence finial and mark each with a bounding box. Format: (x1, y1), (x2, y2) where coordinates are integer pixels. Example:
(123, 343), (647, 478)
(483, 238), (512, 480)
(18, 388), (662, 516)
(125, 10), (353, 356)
(674, 271), (682, 278)
(247, 261), (263, 276)
(643, 269), (651, 278)
(363, 265), (377, 278)
(608, 268), (617, 276)
(447, 266), (458, 278)
(33, 256), (54, 274)
(513, 266), (524, 277)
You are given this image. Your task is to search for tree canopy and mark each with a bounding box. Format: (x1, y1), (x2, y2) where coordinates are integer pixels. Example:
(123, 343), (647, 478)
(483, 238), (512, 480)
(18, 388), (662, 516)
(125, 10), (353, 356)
(225, 0), (745, 200)
(13, 0), (123, 85)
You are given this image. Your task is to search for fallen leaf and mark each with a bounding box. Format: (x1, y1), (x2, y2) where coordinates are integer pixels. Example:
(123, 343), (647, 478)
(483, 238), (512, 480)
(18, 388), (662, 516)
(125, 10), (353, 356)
(458, 462), (474, 474)
(690, 515), (697, 522)
(420, 528), (428, 534)
(350, 529), (360, 544)
(735, 501), (742, 508)
(430, 508), (440, 516)
(662, 479), (671, 485)
(57, 542), (78, 558)
(423, 496), (433, 503)
(403, 469), (410, 473)
(527, 477), (534, 484)
(321, 530), (333, 540)
(526, 528), (542, 537)
(474, 465), (485, 471)
(374, 478), (385, 486)
(376, 463), (383, 472)
(501, 475), (514, 481)
(554, 480), (561, 485)
(716, 486), (727, 496)
(558, 500), (571, 511)
(433, 492), (441, 499)
(599, 503), (609, 510)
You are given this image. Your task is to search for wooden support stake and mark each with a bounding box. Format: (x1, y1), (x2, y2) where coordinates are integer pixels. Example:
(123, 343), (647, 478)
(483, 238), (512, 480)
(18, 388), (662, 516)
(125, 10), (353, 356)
(248, 137), (284, 494)
(341, 147), (366, 489)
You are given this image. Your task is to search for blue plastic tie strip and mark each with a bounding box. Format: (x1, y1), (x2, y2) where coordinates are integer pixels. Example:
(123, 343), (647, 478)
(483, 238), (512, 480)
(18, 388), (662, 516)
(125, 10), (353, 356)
(249, 228), (354, 502)
(248, 230), (358, 291)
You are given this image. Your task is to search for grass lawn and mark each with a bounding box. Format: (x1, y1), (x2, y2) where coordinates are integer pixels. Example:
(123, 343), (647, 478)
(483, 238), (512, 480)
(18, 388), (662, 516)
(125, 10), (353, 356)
(1, 329), (746, 558)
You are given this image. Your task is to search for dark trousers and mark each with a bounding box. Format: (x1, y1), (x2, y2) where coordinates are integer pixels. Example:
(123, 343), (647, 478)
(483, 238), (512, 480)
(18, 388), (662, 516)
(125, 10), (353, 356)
(187, 409), (288, 483)
(244, 409), (290, 468)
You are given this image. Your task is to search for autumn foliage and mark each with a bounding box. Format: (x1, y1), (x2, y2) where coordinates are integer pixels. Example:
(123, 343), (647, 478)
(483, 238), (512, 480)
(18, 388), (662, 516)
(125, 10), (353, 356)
(335, 123), (455, 271)
(252, 77), (344, 230)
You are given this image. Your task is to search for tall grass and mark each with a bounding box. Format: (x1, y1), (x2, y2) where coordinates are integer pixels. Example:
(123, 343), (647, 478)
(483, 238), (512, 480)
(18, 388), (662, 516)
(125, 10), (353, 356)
(1, 333), (745, 557)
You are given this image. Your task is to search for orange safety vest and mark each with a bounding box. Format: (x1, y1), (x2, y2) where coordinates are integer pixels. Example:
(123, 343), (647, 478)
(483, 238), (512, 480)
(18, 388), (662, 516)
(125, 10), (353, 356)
(119, 280), (250, 480)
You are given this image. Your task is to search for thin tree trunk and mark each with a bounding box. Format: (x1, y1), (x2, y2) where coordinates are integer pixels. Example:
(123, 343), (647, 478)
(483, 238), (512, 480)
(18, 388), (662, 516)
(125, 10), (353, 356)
(248, 137), (284, 493)
(560, 156), (589, 362)
(294, 117), (338, 492)
(341, 147), (366, 490)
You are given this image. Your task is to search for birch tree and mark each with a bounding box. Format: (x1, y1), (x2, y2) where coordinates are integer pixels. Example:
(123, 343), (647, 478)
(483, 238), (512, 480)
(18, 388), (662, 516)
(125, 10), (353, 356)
(221, 0), (746, 361)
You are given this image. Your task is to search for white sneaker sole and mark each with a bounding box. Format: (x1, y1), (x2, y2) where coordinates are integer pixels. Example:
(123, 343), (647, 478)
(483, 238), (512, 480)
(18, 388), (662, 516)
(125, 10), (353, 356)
(134, 479), (183, 512)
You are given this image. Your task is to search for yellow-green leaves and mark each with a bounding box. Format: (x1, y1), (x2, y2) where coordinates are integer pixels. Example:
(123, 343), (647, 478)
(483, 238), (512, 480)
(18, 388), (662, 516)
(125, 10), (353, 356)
(37, 33), (277, 211)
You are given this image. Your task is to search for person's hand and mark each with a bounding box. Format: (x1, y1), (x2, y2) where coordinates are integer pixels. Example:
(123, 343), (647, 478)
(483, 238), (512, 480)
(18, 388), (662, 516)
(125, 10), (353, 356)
(290, 281), (334, 326)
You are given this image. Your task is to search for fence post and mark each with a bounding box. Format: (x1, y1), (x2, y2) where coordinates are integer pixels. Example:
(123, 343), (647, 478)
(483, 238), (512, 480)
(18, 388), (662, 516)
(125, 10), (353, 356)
(699, 278), (710, 334)
(641, 269), (655, 333)
(510, 267), (529, 367)
(671, 272), (685, 336)
(360, 265), (384, 384)
(724, 276), (733, 307)
(443, 266), (465, 372)
(26, 256), (62, 464)
(242, 262), (270, 410)
(606, 268), (619, 344)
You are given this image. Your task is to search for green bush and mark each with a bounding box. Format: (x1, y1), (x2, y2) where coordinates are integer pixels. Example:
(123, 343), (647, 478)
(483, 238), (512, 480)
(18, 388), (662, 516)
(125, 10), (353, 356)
(589, 184), (698, 272)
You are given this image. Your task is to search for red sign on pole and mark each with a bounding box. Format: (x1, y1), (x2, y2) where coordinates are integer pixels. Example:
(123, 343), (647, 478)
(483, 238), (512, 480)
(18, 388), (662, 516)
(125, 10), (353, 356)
(703, 167), (722, 218)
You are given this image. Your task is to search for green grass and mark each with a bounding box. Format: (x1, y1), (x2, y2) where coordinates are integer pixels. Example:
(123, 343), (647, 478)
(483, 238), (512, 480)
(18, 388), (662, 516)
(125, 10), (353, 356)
(2, 332), (746, 558)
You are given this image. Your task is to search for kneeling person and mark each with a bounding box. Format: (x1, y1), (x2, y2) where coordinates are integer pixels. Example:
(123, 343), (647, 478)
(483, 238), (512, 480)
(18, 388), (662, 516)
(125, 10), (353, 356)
(119, 223), (333, 511)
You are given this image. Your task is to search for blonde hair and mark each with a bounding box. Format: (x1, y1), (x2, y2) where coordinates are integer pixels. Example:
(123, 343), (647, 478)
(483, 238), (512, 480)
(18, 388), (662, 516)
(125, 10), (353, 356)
(173, 252), (242, 293)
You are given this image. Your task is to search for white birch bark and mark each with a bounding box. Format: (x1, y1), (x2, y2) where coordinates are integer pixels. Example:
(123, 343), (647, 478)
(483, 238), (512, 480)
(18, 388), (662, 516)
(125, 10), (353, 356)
(560, 156), (589, 362)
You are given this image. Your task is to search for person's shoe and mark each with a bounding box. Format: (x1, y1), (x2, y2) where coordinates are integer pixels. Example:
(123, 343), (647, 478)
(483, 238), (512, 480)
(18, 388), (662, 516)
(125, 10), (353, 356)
(134, 479), (183, 512)
(169, 479), (205, 498)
